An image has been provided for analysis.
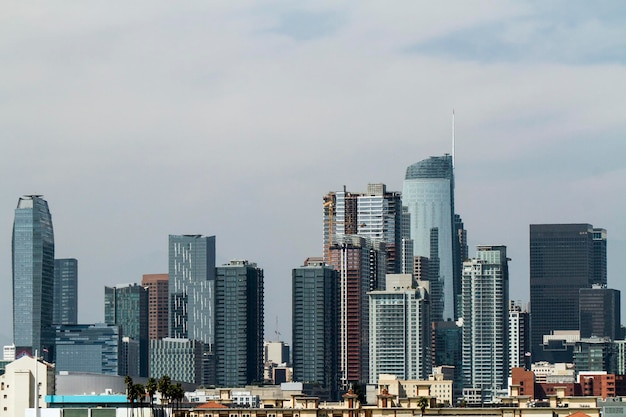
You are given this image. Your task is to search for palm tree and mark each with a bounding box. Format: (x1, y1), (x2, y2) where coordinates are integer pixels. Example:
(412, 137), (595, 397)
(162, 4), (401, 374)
(168, 383), (185, 412)
(130, 384), (146, 417)
(146, 377), (158, 412)
(125, 376), (134, 417)
(157, 375), (172, 413)
(417, 397), (429, 416)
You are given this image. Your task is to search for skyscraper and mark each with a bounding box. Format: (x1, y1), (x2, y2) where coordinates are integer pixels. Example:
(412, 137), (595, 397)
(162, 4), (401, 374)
(368, 274), (430, 384)
(142, 273), (169, 340)
(53, 258), (78, 325)
(402, 155), (456, 321)
(169, 234), (216, 385)
(508, 301), (530, 371)
(104, 283), (149, 376)
(328, 234), (386, 387)
(462, 245), (509, 403)
(215, 260), (264, 387)
(169, 235), (216, 345)
(12, 195), (55, 360)
(323, 184), (403, 274)
(292, 259), (339, 400)
(530, 224), (607, 360)
(579, 286), (620, 340)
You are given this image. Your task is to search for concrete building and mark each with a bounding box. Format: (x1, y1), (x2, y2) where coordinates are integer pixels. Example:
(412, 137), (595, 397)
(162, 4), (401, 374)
(530, 224), (607, 361)
(0, 356), (55, 417)
(215, 260), (264, 387)
(368, 274), (430, 383)
(12, 195), (55, 361)
(509, 301), (530, 371)
(573, 338), (617, 374)
(462, 245), (509, 403)
(292, 261), (339, 399)
(142, 273), (169, 341)
(53, 258), (78, 325)
(104, 283), (149, 376)
(327, 235), (386, 387)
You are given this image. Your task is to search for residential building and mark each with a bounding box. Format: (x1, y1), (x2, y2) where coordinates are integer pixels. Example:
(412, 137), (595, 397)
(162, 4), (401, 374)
(327, 234), (386, 387)
(323, 183), (403, 274)
(432, 320), (463, 400)
(215, 260), (264, 387)
(573, 337), (617, 374)
(264, 341), (290, 366)
(53, 258), (78, 325)
(530, 224), (607, 361)
(402, 155), (457, 321)
(579, 286), (621, 340)
(461, 245), (509, 403)
(292, 260), (339, 400)
(12, 195), (55, 360)
(509, 301), (530, 371)
(149, 338), (204, 384)
(169, 234), (216, 385)
(104, 283), (149, 376)
(375, 373), (453, 407)
(55, 323), (122, 375)
(142, 273), (169, 340)
(369, 274), (431, 383)
(0, 356), (55, 417)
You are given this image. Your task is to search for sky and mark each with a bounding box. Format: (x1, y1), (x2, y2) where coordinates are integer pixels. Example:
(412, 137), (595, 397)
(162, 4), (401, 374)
(1, 1), (625, 347)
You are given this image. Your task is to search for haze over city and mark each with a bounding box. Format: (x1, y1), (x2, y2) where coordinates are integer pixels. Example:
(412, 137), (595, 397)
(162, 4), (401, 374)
(1, 0), (625, 349)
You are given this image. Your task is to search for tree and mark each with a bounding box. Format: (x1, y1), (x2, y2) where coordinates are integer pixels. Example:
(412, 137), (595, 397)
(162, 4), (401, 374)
(168, 383), (185, 412)
(157, 375), (172, 412)
(146, 377), (158, 411)
(417, 397), (429, 416)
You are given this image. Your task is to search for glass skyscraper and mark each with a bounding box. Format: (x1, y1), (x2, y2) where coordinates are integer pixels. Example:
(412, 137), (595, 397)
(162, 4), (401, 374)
(529, 224), (607, 361)
(215, 260), (264, 387)
(53, 258), (78, 325)
(104, 283), (149, 376)
(12, 195), (55, 360)
(402, 155), (456, 321)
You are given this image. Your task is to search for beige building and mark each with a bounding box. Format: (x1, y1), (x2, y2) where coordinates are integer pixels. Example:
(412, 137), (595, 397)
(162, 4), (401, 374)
(374, 374), (453, 406)
(0, 356), (55, 417)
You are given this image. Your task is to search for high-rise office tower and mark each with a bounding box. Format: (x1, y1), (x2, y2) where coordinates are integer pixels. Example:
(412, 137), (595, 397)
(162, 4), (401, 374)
(12, 195), (55, 360)
(215, 260), (264, 387)
(53, 258), (78, 325)
(403, 155), (457, 321)
(530, 224), (607, 360)
(168, 235), (216, 345)
(142, 274), (169, 340)
(323, 184), (403, 274)
(368, 274), (430, 384)
(55, 323), (122, 375)
(104, 283), (149, 376)
(328, 235), (386, 387)
(292, 260), (339, 400)
(579, 286), (620, 340)
(462, 245), (509, 403)
(509, 301), (530, 371)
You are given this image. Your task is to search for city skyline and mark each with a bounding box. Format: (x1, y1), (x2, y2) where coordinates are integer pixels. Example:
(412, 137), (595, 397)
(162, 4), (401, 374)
(1, 2), (626, 347)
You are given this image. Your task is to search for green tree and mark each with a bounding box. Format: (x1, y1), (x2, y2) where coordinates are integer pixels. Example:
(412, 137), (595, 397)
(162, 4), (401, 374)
(157, 375), (172, 412)
(145, 377), (158, 411)
(417, 397), (429, 416)
(168, 383), (185, 412)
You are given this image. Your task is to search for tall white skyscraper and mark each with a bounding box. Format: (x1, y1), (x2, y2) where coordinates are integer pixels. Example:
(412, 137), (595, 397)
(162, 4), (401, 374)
(368, 274), (431, 384)
(403, 155), (455, 321)
(461, 245), (509, 403)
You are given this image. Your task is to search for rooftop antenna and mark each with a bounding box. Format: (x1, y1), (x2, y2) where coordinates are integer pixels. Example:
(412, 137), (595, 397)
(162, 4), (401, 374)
(452, 109), (455, 168)
(274, 316), (281, 341)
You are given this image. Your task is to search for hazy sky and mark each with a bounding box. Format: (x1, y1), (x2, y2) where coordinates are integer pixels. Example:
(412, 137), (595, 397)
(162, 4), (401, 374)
(1, 1), (625, 347)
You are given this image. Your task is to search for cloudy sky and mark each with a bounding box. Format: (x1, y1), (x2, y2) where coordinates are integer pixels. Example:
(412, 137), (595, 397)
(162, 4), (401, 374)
(1, 1), (625, 347)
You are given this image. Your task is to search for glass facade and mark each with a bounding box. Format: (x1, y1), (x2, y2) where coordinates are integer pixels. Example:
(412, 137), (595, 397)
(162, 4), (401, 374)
(53, 258), (78, 325)
(529, 224), (607, 360)
(55, 323), (121, 375)
(149, 338), (204, 384)
(215, 260), (264, 387)
(104, 283), (149, 376)
(403, 155), (456, 321)
(12, 195), (55, 359)
(292, 263), (339, 400)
